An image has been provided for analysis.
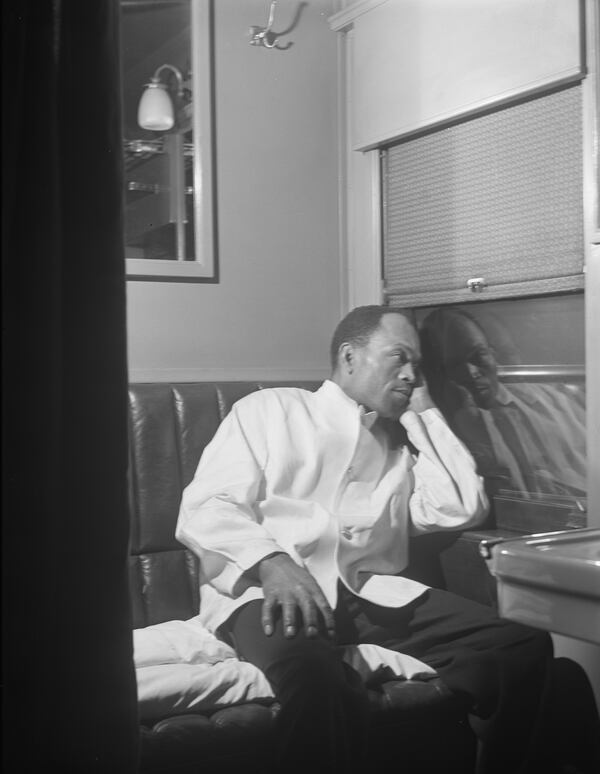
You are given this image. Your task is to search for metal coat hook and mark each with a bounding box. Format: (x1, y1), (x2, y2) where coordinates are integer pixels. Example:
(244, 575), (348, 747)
(249, 1), (292, 50)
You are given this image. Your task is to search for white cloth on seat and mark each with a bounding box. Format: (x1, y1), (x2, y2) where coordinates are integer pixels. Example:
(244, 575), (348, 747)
(134, 617), (237, 667)
(134, 618), (436, 720)
(136, 662), (275, 720)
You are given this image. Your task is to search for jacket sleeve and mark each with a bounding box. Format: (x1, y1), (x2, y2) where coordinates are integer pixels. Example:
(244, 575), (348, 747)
(400, 407), (489, 534)
(175, 396), (285, 596)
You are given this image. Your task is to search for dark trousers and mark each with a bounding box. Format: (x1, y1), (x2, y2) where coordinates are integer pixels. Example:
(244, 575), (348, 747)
(222, 583), (552, 774)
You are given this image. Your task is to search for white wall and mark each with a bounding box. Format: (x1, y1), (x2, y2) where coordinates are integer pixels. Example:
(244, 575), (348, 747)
(127, 0), (341, 382)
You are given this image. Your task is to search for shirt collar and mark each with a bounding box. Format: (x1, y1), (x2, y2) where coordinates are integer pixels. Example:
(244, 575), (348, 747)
(317, 380), (379, 429)
(494, 383), (515, 406)
(359, 406), (379, 430)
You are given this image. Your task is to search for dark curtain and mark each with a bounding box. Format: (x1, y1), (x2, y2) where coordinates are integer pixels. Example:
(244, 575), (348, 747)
(3, 1), (139, 771)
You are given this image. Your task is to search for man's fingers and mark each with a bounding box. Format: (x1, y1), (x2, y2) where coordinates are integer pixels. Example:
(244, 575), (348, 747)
(299, 595), (335, 638)
(317, 599), (336, 638)
(259, 559), (335, 639)
(298, 588), (335, 638)
(261, 597), (275, 636)
(282, 600), (298, 638)
(299, 599), (319, 638)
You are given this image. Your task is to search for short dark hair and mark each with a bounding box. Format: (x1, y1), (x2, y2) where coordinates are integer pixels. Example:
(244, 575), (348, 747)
(329, 305), (410, 370)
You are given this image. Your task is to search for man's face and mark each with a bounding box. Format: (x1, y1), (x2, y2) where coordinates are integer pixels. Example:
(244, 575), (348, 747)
(347, 314), (421, 419)
(443, 318), (499, 408)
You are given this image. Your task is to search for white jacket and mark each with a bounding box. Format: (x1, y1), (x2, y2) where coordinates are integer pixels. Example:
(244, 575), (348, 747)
(176, 380), (488, 632)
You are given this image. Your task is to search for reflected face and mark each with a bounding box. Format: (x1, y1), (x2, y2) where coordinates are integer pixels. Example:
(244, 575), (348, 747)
(344, 314), (421, 419)
(443, 318), (499, 408)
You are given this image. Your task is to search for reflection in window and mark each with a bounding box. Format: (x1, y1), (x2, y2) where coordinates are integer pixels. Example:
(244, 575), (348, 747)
(416, 294), (586, 529)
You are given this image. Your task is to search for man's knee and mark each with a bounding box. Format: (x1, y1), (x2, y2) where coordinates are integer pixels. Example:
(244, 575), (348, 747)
(266, 636), (341, 684)
(264, 636), (363, 708)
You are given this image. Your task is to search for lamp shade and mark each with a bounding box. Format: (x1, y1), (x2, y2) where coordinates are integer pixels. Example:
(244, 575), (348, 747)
(137, 82), (174, 131)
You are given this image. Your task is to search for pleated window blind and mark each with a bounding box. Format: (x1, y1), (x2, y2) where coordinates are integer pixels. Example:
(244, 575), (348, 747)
(382, 85), (584, 308)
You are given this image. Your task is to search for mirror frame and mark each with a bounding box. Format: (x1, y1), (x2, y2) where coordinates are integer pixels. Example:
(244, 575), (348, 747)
(126, 0), (216, 282)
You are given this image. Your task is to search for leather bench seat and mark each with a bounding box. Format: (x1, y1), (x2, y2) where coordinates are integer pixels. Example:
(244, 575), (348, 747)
(129, 382), (476, 773)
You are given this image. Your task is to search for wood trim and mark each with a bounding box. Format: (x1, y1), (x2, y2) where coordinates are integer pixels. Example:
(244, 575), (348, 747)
(339, 27), (382, 310)
(328, 0), (388, 32)
(346, 149), (382, 308)
(334, 13), (350, 317)
(125, 0), (216, 281)
(127, 365), (330, 383)
(498, 365), (585, 381)
(355, 70), (585, 152)
(584, 0), (600, 525)
(385, 275), (586, 309)
(583, 0), (600, 245)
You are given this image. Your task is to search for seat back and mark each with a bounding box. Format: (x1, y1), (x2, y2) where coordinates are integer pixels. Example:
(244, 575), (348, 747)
(127, 382), (320, 628)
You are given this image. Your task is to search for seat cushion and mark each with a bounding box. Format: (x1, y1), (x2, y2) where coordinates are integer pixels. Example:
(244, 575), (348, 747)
(139, 678), (472, 774)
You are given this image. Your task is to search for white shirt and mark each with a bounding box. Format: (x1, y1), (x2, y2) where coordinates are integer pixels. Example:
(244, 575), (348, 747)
(176, 380), (488, 632)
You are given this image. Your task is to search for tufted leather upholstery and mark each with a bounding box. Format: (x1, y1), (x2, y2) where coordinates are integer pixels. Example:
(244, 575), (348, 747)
(129, 382), (476, 773)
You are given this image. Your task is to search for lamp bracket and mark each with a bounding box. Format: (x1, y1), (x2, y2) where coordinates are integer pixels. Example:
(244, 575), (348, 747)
(151, 63), (185, 97)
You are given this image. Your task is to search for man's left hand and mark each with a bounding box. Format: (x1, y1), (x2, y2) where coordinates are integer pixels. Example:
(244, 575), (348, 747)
(407, 383), (436, 413)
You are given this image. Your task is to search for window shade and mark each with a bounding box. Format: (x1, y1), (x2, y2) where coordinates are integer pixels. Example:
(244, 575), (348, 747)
(382, 85), (584, 308)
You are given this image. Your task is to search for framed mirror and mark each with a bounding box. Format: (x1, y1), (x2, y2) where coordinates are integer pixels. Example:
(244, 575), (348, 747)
(120, 0), (216, 281)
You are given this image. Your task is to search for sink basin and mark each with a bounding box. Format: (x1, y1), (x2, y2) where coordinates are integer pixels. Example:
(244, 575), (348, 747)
(481, 528), (600, 644)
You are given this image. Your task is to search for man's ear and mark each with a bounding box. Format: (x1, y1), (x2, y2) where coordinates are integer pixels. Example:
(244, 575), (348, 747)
(338, 342), (354, 374)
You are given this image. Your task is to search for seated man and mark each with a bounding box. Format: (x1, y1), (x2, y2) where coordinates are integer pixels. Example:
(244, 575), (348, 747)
(176, 305), (552, 774)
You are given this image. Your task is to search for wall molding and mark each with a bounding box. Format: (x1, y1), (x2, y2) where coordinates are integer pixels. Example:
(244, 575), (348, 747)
(584, 0), (600, 524)
(128, 365), (330, 383)
(357, 70), (584, 152)
(339, 27), (383, 310)
(329, 0), (388, 32)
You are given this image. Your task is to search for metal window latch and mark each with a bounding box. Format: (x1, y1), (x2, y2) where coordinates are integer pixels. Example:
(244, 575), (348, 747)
(467, 277), (487, 292)
(479, 536), (507, 560)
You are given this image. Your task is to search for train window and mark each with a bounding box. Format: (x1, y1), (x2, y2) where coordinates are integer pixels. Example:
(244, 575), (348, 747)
(415, 294), (586, 532)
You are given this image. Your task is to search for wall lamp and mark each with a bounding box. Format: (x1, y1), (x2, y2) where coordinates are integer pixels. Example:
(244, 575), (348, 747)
(137, 63), (185, 132)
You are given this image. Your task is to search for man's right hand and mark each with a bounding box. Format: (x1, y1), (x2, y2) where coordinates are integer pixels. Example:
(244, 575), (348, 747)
(256, 553), (335, 640)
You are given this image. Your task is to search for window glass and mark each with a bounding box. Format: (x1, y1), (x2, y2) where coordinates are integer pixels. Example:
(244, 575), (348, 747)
(414, 294), (586, 531)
